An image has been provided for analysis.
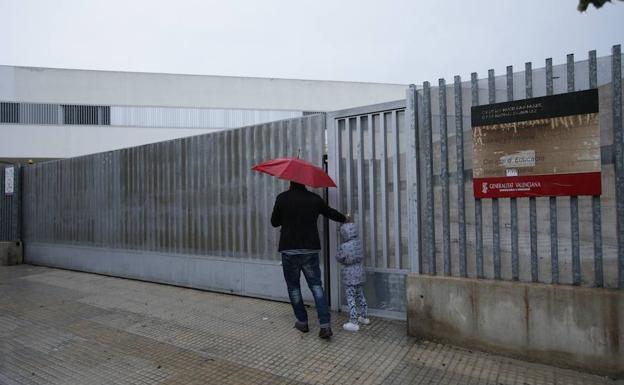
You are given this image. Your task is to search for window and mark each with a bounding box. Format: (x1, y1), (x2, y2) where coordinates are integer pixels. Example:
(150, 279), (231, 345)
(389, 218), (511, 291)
(0, 102), (19, 123)
(62, 105), (110, 125)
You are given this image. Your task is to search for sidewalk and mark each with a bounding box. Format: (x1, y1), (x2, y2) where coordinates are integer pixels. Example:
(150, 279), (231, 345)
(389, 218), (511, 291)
(0, 265), (620, 385)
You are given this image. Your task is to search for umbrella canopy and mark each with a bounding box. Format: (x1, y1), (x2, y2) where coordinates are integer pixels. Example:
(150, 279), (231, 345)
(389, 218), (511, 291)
(252, 157), (337, 188)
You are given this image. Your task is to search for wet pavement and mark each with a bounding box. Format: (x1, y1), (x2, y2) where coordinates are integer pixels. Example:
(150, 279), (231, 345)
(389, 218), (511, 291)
(0, 265), (620, 385)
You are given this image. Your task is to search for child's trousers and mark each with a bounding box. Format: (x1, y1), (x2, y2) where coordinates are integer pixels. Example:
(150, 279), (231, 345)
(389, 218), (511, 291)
(345, 284), (368, 322)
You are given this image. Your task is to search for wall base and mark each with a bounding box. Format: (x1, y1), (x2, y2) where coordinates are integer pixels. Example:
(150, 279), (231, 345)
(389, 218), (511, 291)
(406, 274), (623, 378)
(0, 241), (23, 266)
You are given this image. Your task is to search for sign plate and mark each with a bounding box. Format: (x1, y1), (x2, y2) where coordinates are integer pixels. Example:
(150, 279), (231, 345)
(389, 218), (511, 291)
(472, 89), (600, 198)
(4, 167), (14, 195)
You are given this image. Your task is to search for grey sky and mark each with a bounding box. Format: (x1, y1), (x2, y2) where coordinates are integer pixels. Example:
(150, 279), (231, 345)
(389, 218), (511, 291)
(1, 0), (623, 84)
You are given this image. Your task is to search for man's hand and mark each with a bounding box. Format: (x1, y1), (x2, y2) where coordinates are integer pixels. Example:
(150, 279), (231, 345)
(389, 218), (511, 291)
(345, 214), (353, 223)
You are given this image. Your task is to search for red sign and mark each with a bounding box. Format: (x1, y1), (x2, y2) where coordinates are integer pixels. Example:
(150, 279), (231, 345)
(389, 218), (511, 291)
(473, 172), (601, 199)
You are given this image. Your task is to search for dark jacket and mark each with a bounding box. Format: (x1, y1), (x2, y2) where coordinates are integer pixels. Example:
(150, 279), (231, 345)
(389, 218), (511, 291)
(271, 184), (346, 251)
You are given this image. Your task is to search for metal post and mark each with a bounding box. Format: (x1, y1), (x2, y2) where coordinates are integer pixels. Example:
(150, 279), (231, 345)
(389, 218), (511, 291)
(488, 69), (501, 280)
(406, 85), (421, 273)
(612, 44), (624, 289)
(568, 53), (581, 286)
(508, 65), (519, 281)
(454, 76), (467, 277)
(439, 78), (451, 275)
(472, 73), (484, 279)
(423, 81), (436, 274)
(589, 50), (603, 287)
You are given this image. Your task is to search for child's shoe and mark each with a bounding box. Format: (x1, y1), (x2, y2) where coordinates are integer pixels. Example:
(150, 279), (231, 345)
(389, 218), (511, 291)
(342, 321), (360, 332)
(358, 316), (371, 325)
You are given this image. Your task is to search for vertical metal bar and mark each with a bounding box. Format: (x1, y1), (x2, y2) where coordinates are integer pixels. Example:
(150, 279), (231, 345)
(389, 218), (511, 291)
(335, 118), (343, 212)
(216, 132), (223, 255)
(356, 116), (365, 252)
(210, 134), (218, 254)
(380, 113), (389, 268)
(589, 50), (603, 287)
(472, 72), (484, 279)
(327, 114), (340, 309)
(454, 77), (467, 277)
(231, 129), (238, 257)
(392, 110), (402, 269)
(195, 136), (203, 254)
(406, 84), (421, 273)
(250, 126), (258, 258)
(199, 135), (206, 254)
(176, 140), (183, 254)
(183, 139), (191, 253)
(346, 119), (353, 215)
(544, 58), (557, 284)
(262, 124), (271, 258)
(568, 53), (581, 286)
(423, 82), (435, 274)
(612, 44), (624, 289)
(545, 58), (554, 96)
(149, 144), (155, 251)
(168, 142), (175, 253)
(157, 143), (163, 252)
(246, 126), (253, 256)
(489, 69), (501, 280)
(439, 79), (451, 275)
(508, 65), (519, 281)
(222, 132), (229, 256)
(368, 114), (377, 268)
(191, 137), (198, 253)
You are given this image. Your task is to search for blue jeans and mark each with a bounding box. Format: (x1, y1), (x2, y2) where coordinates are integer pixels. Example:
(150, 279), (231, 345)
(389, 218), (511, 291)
(281, 252), (330, 328)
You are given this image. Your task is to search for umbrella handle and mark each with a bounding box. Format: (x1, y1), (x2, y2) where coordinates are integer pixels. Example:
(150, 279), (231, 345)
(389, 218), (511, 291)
(297, 148), (301, 159)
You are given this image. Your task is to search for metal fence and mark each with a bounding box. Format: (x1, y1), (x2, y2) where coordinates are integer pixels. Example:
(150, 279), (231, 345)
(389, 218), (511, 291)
(408, 45), (623, 289)
(0, 165), (21, 241)
(22, 114), (325, 300)
(329, 46), (623, 313)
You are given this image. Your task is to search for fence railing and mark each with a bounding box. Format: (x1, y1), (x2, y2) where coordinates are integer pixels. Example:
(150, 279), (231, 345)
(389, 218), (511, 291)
(408, 45), (623, 289)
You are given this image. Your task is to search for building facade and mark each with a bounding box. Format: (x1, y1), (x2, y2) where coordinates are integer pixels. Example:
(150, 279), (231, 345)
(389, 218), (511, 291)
(0, 65), (406, 162)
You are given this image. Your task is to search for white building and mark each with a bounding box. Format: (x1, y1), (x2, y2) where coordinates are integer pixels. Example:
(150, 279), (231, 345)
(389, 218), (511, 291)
(0, 66), (406, 163)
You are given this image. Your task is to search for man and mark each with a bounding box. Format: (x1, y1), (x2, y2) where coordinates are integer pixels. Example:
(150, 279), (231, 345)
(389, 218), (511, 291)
(271, 181), (347, 339)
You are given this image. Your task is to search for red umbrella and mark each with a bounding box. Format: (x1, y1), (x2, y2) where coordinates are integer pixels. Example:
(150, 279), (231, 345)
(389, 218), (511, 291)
(252, 157), (337, 188)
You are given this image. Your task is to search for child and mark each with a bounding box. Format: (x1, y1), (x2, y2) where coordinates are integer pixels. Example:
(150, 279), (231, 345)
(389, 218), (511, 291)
(335, 221), (370, 331)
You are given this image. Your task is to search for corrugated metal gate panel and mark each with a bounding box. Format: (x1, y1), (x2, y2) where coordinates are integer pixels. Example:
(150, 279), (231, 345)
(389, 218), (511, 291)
(22, 115), (325, 301)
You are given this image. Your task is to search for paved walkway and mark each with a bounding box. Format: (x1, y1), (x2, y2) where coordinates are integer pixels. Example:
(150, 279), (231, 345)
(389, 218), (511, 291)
(0, 265), (620, 385)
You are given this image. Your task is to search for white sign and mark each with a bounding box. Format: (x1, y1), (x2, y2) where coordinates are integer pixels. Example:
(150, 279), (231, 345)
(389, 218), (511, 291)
(498, 150), (537, 168)
(5, 167), (14, 195)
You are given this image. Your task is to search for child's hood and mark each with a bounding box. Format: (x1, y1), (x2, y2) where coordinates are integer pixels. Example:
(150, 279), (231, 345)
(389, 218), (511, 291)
(340, 223), (358, 242)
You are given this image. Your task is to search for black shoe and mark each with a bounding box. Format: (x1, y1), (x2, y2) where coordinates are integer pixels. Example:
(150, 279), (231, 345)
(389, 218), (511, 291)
(319, 327), (333, 339)
(294, 321), (309, 333)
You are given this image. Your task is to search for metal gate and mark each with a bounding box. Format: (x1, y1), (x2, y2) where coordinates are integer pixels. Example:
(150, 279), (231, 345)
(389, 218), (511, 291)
(327, 45), (623, 317)
(22, 115), (326, 302)
(327, 100), (410, 317)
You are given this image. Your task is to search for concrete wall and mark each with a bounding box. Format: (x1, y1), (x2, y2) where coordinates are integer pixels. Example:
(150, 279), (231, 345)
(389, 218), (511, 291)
(406, 274), (623, 378)
(0, 66), (406, 110)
